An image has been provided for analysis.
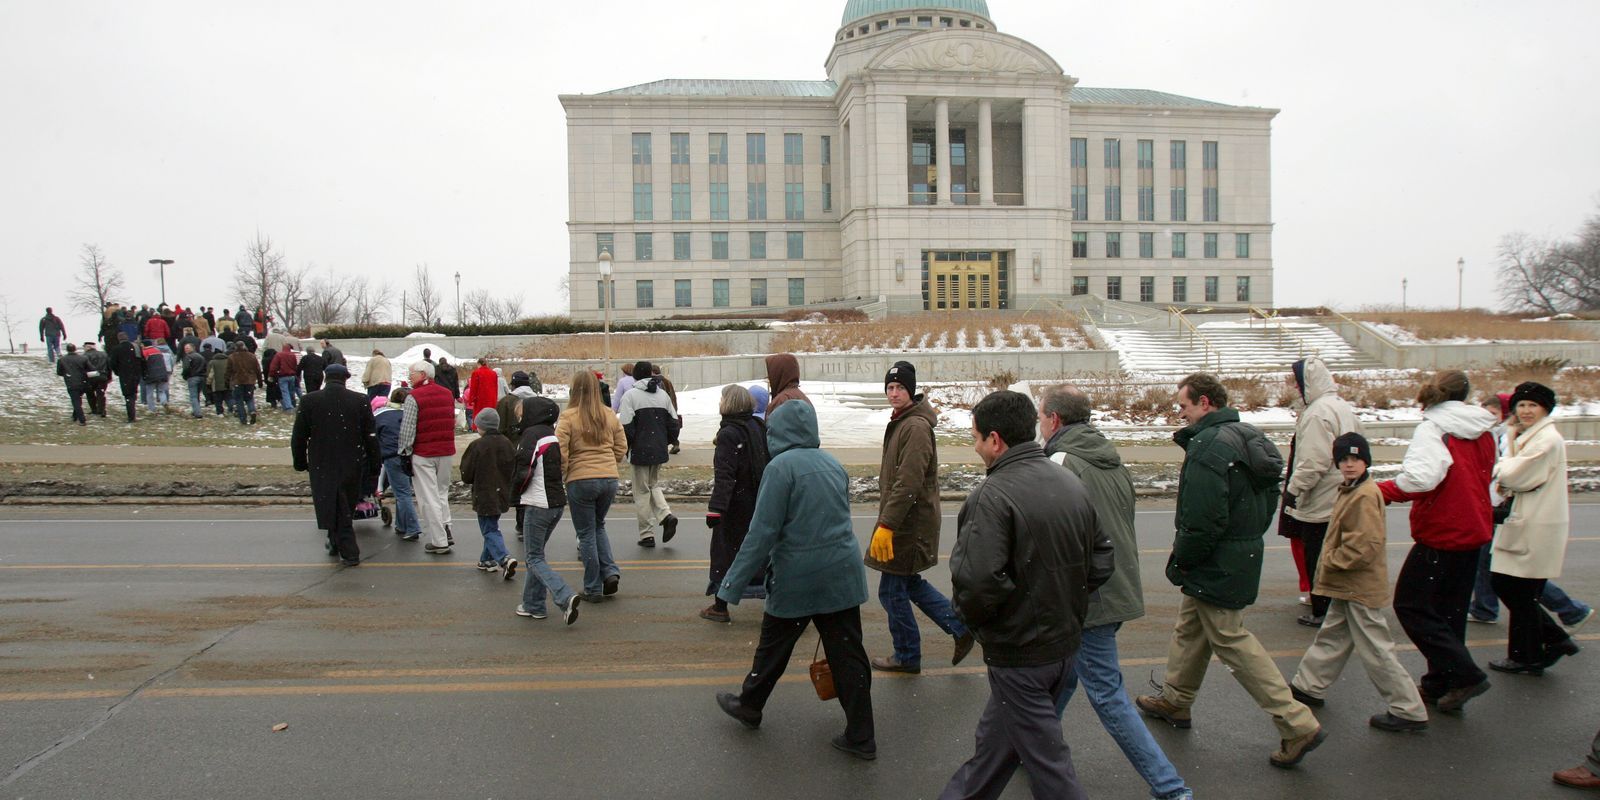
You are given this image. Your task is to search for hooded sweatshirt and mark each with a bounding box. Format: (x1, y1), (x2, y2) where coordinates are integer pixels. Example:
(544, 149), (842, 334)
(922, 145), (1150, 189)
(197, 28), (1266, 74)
(1378, 400), (1497, 551)
(515, 396), (566, 509)
(617, 375), (679, 466)
(764, 353), (808, 416)
(1047, 421), (1144, 627)
(1285, 356), (1361, 523)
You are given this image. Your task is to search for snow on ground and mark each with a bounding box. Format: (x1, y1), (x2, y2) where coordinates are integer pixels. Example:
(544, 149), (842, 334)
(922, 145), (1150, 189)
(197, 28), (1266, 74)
(343, 344), (464, 390)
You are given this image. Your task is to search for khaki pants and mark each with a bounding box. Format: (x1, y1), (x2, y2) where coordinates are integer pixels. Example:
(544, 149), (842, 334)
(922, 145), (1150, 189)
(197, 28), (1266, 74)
(412, 455), (454, 548)
(632, 463), (671, 538)
(1292, 599), (1427, 721)
(1162, 595), (1319, 740)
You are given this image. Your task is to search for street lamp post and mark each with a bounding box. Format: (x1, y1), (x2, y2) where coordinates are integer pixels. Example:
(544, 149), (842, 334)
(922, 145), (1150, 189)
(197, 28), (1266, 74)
(454, 271), (462, 324)
(598, 252), (613, 380)
(1457, 257), (1465, 310)
(148, 259), (174, 305)
(1402, 277), (1408, 311)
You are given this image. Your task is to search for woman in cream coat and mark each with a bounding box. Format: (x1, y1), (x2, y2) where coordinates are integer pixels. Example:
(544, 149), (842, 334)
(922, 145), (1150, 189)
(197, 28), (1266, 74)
(1488, 381), (1578, 675)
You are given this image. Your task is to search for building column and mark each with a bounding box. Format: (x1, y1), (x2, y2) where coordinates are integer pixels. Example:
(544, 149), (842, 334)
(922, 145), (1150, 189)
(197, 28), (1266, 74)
(935, 98), (951, 206)
(978, 99), (994, 206)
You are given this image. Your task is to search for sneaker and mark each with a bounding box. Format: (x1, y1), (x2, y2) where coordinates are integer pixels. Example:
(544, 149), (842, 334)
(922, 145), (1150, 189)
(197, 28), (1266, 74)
(1436, 679), (1491, 712)
(1298, 594), (1311, 607)
(870, 655), (920, 674)
(562, 595), (581, 625)
(1563, 607), (1596, 634)
(661, 514), (678, 543)
(603, 574), (620, 596)
(501, 557), (518, 581)
(424, 543), (452, 555)
(515, 604), (547, 620)
(400, 532), (420, 542)
(715, 692), (761, 730)
(579, 592), (606, 604)
(1297, 614), (1325, 628)
(699, 605), (731, 623)
(637, 535), (656, 548)
(830, 734), (877, 761)
(1290, 684), (1325, 709)
(476, 560), (500, 572)
(1368, 712), (1428, 733)
(1269, 726), (1327, 768)
(1135, 694), (1192, 729)
(1467, 614), (1498, 625)
(952, 633), (975, 666)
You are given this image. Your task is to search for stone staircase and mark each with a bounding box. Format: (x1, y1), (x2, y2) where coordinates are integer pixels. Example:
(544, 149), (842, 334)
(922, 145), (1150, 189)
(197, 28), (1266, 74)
(1097, 319), (1387, 375)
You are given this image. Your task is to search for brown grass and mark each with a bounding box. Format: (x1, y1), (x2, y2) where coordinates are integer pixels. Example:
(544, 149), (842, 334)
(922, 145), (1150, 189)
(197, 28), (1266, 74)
(771, 312), (1086, 353)
(516, 334), (729, 361)
(1353, 310), (1594, 341)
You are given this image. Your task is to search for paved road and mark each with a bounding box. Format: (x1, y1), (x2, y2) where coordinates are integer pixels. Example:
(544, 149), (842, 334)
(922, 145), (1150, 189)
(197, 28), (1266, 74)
(2, 502), (1599, 798)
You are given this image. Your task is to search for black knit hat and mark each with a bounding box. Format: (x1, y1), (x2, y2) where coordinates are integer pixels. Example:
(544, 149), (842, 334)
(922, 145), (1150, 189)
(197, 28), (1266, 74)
(884, 360), (916, 395)
(1509, 381), (1556, 414)
(1331, 431), (1371, 466)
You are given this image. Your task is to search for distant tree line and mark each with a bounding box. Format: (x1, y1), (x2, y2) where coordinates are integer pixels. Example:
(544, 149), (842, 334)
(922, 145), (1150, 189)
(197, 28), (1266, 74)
(1497, 200), (1600, 313)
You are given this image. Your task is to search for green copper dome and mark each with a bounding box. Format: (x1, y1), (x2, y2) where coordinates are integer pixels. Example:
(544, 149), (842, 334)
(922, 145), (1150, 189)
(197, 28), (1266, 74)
(841, 0), (992, 27)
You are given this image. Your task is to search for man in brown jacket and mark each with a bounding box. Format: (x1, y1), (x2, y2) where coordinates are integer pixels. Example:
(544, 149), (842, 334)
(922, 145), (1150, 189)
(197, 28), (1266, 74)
(225, 341), (262, 425)
(866, 361), (974, 673)
(1289, 432), (1428, 732)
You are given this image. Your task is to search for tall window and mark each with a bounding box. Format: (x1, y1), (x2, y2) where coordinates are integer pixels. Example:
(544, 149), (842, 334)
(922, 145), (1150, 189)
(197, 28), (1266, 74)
(1106, 276), (1122, 300)
(1105, 232), (1121, 259)
(1103, 139), (1122, 221)
(747, 133), (767, 220)
(635, 280), (654, 308)
(949, 130), (969, 204)
(1205, 275), (1219, 302)
(786, 231), (804, 259)
(1236, 276), (1251, 302)
(1172, 276), (1187, 303)
(1204, 232), (1218, 259)
(672, 232), (690, 260)
(1140, 276), (1155, 302)
(670, 132), (690, 221)
(1236, 233), (1251, 258)
(711, 232), (729, 260)
(788, 277), (805, 306)
(909, 129), (934, 205)
(1072, 276), (1088, 295)
(709, 133), (729, 220)
(1139, 232), (1154, 259)
(1202, 140), (1219, 222)
(1070, 138), (1088, 221)
(1071, 232), (1088, 259)
(1172, 232), (1187, 258)
(748, 231), (767, 259)
(784, 133), (804, 220)
(820, 135), (833, 212)
(1170, 140), (1187, 221)
(674, 279), (692, 308)
(596, 232), (614, 258)
(631, 133), (652, 221)
(713, 278), (730, 308)
(634, 232), (652, 261)
(1137, 140), (1155, 222)
(750, 278), (768, 307)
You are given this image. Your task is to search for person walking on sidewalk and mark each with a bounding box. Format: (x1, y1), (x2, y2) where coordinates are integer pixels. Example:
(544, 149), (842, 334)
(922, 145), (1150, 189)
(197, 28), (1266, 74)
(713, 400), (876, 761)
(373, 388), (422, 542)
(1279, 356), (1361, 628)
(1290, 432), (1430, 733)
(1137, 372), (1326, 770)
(512, 396), (580, 624)
(940, 390), (1115, 800)
(866, 361), (974, 674)
(290, 364), (380, 567)
(459, 408), (520, 580)
(617, 360), (680, 548)
(557, 370), (629, 602)
(1487, 381), (1581, 676)
(1040, 386), (1192, 800)
(702, 384), (769, 623)
(398, 360), (458, 555)
(1376, 370), (1497, 712)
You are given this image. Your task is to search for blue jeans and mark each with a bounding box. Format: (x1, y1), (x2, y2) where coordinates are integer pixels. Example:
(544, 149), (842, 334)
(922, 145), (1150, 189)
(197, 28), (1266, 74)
(186, 376), (205, 416)
(477, 514), (509, 564)
(368, 383), (391, 400)
(567, 478), (620, 595)
(277, 376), (300, 410)
(1056, 623), (1189, 800)
(45, 336), (61, 363)
(384, 456), (420, 535)
(522, 505), (574, 613)
(878, 572), (969, 667)
(232, 385), (256, 423)
(1472, 541), (1591, 624)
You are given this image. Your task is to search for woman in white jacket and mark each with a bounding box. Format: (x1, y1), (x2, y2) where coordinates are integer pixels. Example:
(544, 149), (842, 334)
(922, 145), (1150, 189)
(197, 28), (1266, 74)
(1488, 381), (1578, 675)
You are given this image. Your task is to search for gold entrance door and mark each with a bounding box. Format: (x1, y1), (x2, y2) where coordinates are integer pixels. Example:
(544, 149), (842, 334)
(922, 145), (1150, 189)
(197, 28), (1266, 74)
(929, 252), (1000, 310)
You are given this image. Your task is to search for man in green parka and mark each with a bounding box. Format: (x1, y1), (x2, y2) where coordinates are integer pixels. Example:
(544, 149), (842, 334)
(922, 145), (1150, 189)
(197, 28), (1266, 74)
(1136, 372), (1327, 770)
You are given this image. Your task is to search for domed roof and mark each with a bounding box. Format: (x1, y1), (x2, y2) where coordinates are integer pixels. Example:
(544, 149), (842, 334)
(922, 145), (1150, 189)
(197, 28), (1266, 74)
(841, 0), (991, 27)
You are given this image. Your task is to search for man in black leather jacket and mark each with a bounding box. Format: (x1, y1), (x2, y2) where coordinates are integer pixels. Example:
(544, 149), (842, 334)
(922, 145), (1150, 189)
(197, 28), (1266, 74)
(942, 390), (1114, 800)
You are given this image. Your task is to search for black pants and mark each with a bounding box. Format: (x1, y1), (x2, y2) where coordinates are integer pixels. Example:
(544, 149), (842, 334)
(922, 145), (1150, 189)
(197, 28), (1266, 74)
(117, 376), (139, 421)
(940, 658), (1086, 800)
(740, 606), (874, 748)
(86, 380), (107, 416)
(1394, 543), (1486, 696)
(1490, 572), (1572, 664)
(66, 387), (86, 424)
(1285, 516), (1331, 617)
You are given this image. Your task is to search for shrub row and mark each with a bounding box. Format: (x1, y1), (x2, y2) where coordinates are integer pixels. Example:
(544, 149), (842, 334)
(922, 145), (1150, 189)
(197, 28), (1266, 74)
(317, 316), (766, 339)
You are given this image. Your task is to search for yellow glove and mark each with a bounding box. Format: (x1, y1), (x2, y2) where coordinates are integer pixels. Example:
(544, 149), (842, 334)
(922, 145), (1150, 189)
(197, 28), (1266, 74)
(869, 525), (895, 563)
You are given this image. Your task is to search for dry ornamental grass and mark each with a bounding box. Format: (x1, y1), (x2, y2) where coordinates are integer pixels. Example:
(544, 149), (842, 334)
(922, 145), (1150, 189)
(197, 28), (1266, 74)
(770, 312), (1088, 353)
(1353, 310), (1595, 342)
(516, 334), (729, 361)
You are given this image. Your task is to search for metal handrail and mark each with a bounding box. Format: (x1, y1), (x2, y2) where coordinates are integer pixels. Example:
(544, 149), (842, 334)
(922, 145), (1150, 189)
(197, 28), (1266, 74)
(1325, 308), (1403, 359)
(1248, 304), (1299, 354)
(1166, 305), (1221, 372)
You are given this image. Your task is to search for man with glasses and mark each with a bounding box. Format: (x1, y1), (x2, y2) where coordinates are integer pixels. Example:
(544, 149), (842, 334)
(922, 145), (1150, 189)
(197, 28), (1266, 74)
(398, 361), (458, 554)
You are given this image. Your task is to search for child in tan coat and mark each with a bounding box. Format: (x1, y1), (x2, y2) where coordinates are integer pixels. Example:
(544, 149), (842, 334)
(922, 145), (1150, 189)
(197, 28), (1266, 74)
(1290, 432), (1430, 732)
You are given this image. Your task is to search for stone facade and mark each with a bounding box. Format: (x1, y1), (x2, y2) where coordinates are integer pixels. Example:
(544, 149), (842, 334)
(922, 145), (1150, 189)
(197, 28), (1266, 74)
(561, 1), (1277, 320)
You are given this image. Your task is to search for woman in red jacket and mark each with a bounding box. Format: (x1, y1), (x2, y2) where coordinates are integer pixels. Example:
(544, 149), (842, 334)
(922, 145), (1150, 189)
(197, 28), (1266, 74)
(464, 358), (500, 432)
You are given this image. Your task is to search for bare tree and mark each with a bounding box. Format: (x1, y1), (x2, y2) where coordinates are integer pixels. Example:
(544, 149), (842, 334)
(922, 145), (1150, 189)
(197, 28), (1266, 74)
(232, 232), (284, 311)
(68, 244), (126, 315)
(463, 288), (525, 325)
(267, 264), (311, 331)
(1497, 208), (1600, 312)
(349, 276), (395, 326)
(404, 264), (444, 327)
(557, 273), (570, 304)
(0, 294), (17, 353)
(302, 269), (360, 326)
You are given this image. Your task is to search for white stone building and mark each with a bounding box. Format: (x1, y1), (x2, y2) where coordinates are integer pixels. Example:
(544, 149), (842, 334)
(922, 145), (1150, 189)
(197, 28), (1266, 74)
(561, 0), (1277, 320)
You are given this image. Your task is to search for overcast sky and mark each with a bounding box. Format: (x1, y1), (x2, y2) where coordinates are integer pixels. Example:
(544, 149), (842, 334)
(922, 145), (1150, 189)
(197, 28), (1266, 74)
(4, 0), (1598, 342)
